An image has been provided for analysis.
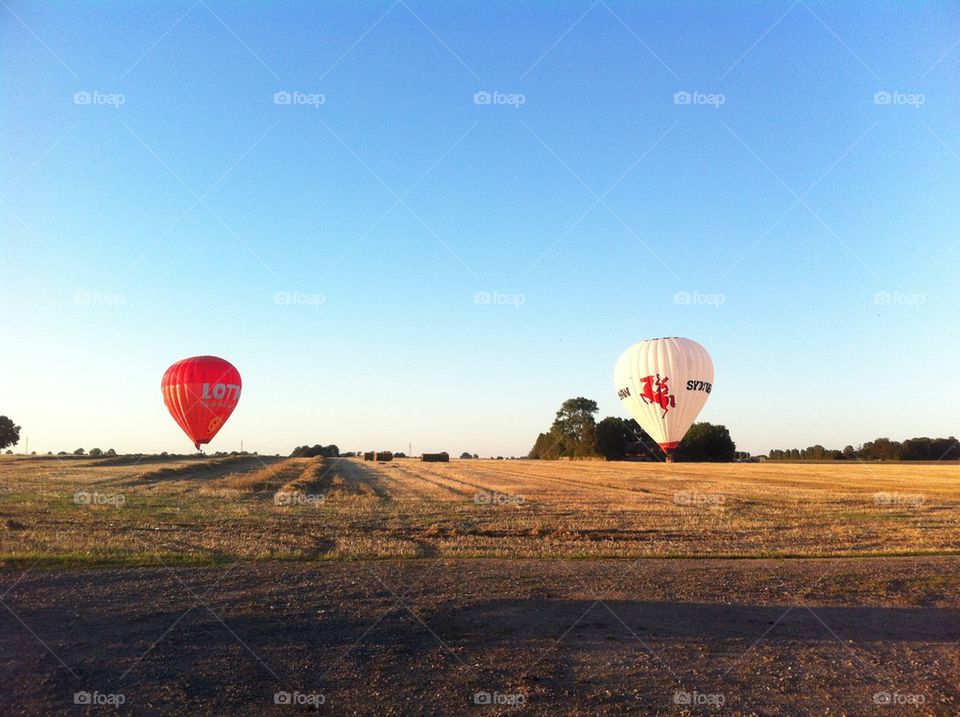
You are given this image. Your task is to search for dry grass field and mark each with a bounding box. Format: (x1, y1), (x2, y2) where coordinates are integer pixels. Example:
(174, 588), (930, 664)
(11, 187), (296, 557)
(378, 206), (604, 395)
(1, 454), (958, 566)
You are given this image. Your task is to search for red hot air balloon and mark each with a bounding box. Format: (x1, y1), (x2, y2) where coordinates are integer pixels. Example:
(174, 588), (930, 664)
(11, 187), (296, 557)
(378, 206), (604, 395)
(161, 356), (242, 450)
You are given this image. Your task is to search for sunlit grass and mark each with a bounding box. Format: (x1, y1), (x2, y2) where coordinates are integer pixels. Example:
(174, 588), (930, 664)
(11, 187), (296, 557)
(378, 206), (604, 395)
(1, 455), (958, 567)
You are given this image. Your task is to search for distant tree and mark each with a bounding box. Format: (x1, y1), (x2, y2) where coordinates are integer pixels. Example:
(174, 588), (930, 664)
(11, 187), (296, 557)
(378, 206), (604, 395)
(291, 444), (340, 458)
(88, 448), (103, 457)
(394, 452), (406, 458)
(106, 448), (117, 456)
(930, 437), (960, 461)
(842, 445), (857, 460)
(528, 431), (562, 459)
(553, 397), (598, 451)
(900, 437), (931, 461)
(860, 437), (901, 461)
(0, 416), (20, 450)
(900, 436), (959, 461)
(675, 423), (736, 462)
(73, 448), (85, 456)
(530, 397), (601, 459)
(460, 452), (474, 459)
(594, 417), (635, 460)
(4, 450), (11, 455)
(805, 445), (827, 460)
(57, 451), (67, 456)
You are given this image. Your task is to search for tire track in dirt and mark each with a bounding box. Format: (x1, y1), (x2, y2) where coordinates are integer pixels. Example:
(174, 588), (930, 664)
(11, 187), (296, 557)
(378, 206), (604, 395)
(296, 458), (391, 499)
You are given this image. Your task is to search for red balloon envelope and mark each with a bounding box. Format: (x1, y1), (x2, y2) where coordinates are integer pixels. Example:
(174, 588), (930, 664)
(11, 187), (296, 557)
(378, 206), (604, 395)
(161, 356), (241, 450)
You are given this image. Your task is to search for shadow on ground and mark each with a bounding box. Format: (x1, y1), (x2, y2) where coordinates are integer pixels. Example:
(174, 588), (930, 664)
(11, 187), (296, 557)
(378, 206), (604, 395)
(2, 559), (958, 715)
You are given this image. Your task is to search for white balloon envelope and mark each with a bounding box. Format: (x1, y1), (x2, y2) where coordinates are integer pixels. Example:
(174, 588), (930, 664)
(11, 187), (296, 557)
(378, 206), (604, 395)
(614, 337), (714, 461)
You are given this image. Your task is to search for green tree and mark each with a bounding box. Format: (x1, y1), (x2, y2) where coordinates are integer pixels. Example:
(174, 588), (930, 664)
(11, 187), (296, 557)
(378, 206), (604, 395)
(594, 417), (634, 460)
(552, 398), (598, 447)
(930, 437), (959, 460)
(529, 431), (562, 459)
(675, 422), (736, 462)
(0, 416), (20, 450)
(590, 417), (656, 460)
(805, 444), (827, 460)
(529, 397), (601, 459)
(860, 438), (901, 461)
(900, 437), (931, 461)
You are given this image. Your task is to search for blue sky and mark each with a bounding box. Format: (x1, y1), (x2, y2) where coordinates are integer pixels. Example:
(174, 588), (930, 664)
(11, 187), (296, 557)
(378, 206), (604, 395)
(2, 1), (958, 456)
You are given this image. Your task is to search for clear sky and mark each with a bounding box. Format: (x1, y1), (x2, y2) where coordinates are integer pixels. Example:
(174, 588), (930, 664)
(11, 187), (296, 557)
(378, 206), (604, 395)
(2, 1), (958, 457)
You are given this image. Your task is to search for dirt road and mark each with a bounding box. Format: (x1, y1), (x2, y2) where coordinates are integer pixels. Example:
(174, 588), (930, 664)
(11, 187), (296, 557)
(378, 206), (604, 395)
(2, 557), (957, 715)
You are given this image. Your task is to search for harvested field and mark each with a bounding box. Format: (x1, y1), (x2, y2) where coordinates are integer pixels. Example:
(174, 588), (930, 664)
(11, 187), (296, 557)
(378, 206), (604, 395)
(0, 456), (957, 566)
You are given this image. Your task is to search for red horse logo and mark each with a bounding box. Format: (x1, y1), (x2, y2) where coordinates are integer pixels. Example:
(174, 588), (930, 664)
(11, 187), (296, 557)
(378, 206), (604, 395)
(639, 374), (676, 417)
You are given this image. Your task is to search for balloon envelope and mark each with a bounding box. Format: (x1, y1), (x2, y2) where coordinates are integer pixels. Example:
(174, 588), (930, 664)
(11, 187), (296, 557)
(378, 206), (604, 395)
(161, 356), (241, 450)
(614, 337), (713, 460)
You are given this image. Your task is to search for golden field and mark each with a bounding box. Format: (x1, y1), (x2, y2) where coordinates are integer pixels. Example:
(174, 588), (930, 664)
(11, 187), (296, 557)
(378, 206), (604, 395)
(1, 454), (957, 567)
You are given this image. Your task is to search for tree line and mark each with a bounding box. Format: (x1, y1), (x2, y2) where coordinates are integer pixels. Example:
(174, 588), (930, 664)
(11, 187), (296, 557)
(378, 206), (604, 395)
(528, 397), (736, 462)
(290, 444), (340, 458)
(768, 436), (959, 461)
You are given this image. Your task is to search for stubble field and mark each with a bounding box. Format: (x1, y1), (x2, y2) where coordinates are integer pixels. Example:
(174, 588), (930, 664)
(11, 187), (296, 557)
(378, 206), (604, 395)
(1, 455), (958, 565)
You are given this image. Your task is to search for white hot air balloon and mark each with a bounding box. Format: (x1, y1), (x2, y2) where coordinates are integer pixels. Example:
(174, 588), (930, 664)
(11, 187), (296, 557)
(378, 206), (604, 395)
(614, 337), (714, 462)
